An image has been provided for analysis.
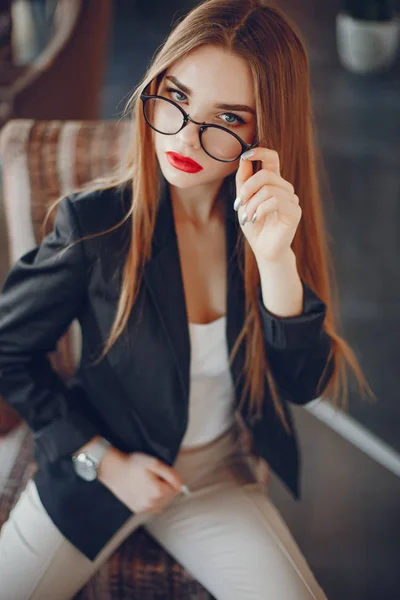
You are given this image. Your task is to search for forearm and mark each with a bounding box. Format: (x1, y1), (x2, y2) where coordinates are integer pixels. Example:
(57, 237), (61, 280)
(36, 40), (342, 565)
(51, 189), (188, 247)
(256, 249), (304, 318)
(256, 250), (334, 404)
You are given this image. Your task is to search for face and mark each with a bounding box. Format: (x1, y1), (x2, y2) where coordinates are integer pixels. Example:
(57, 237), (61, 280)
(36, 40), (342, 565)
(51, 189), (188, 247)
(151, 45), (257, 191)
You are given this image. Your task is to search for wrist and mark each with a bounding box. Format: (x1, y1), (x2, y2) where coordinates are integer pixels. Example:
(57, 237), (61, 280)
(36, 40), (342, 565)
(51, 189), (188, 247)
(72, 436), (112, 482)
(257, 249), (304, 318)
(97, 445), (123, 484)
(256, 248), (296, 273)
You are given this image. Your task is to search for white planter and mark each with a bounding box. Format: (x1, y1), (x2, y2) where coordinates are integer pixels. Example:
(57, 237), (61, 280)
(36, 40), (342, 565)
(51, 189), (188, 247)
(336, 11), (400, 73)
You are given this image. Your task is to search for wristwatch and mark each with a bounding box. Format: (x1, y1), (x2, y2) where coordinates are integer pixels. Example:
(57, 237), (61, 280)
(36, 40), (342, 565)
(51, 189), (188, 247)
(72, 437), (111, 482)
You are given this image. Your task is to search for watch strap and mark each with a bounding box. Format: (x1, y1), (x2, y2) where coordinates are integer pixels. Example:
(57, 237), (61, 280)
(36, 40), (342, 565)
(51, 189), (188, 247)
(84, 437), (111, 465)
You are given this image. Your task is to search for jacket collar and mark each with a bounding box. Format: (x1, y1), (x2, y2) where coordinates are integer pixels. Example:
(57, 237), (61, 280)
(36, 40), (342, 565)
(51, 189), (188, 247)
(141, 173), (246, 401)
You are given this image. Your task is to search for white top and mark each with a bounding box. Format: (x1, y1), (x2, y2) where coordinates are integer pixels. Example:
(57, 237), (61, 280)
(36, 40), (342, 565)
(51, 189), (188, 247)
(180, 315), (236, 449)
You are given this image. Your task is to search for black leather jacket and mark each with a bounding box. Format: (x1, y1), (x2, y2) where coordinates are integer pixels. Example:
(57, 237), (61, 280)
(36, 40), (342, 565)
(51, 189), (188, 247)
(0, 179), (334, 560)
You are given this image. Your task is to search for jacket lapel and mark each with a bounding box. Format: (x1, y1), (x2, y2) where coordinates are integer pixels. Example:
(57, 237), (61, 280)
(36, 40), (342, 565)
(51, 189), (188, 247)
(142, 174), (246, 404)
(142, 178), (191, 399)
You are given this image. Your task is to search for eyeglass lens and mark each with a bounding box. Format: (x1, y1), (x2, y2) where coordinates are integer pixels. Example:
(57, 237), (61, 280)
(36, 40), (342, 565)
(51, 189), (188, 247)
(144, 97), (244, 161)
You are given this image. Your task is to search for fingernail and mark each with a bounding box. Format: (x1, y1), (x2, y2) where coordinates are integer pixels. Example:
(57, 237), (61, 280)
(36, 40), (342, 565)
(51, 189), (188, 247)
(240, 150), (255, 161)
(233, 196), (242, 211)
(181, 484), (191, 496)
(251, 211), (257, 223)
(241, 212), (248, 226)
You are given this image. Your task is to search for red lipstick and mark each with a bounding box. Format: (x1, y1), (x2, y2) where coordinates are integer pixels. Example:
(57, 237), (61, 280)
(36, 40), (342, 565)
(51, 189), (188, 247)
(166, 152), (203, 173)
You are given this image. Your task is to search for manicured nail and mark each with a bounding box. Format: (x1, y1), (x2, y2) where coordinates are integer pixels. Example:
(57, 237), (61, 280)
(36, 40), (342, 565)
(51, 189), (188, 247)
(181, 484), (191, 496)
(241, 212), (248, 226)
(251, 211), (258, 223)
(240, 150), (255, 161)
(233, 196), (242, 211)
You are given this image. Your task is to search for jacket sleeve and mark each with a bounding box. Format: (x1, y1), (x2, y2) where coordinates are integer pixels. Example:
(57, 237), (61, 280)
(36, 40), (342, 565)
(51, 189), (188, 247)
(258, 280), (335, 405)
(0, 196), (98, 463)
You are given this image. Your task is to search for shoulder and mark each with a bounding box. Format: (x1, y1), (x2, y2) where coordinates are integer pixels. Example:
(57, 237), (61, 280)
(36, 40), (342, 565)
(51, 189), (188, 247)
(66, 185), (131, 237)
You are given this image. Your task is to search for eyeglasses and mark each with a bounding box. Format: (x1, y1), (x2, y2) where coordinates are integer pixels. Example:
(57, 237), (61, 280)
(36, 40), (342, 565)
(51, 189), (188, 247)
(140, 92), (258, 163)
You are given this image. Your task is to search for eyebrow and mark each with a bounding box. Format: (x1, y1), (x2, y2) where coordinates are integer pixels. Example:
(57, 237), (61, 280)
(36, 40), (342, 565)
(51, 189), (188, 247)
(165, 75), (256, 116)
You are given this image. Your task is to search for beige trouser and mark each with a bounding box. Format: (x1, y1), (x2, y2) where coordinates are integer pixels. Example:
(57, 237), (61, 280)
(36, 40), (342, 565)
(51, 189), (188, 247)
(0, 424), (328, 600)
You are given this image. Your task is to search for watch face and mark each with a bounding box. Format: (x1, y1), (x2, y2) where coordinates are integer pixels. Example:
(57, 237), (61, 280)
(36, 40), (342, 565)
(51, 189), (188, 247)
(73, 454), (97, 482)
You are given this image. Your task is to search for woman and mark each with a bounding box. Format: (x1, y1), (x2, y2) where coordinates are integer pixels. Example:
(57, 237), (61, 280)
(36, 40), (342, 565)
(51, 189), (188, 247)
(0, 1), (372, 598)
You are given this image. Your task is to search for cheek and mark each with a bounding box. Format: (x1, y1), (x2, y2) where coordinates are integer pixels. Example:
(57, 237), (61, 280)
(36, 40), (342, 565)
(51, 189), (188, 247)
(154, 132), (164, 157)
(199, 158), (239, 183)
(154, 132), (238, 183)
(217, 162), (238, 183)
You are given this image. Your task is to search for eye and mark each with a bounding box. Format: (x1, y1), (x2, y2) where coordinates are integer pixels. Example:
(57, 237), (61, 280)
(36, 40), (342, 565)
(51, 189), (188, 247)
(166, 87), (187, 102)
(220, 113), (246, 126)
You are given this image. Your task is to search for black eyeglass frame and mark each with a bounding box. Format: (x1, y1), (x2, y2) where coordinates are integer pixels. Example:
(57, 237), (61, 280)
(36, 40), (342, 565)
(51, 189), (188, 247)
(140, 91), (258, 163)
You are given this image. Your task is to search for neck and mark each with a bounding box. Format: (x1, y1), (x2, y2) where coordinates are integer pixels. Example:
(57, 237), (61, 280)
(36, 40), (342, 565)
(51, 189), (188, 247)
(169, 179), (226, 226)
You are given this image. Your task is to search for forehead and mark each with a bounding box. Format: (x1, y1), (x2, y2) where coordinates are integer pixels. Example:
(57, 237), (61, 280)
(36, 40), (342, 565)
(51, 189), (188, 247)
(165, 45), (255, 107)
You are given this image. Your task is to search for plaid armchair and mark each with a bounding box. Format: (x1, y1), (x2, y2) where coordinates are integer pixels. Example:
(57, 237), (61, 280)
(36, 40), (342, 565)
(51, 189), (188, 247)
(0, 119), (216, 600)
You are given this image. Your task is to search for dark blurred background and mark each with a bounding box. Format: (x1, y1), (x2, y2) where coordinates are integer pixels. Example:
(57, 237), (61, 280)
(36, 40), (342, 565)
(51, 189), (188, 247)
(0, 1), (399, 599)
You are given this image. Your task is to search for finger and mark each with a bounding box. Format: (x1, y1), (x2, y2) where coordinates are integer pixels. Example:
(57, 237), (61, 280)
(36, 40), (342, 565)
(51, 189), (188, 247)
(252, 196), (302, 223)
(154, 479), (177, 499)
(148, 459), (184, 493)
(238, 186), (290, 224)
(235, 153), (253, 205)
(241, 147), (280, 176)
(149, 481), (178, 511)
(236, 171), (294, 209)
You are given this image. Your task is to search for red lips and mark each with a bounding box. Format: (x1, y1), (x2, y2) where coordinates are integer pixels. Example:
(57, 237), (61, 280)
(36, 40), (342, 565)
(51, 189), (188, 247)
(166, 152), (203, 173)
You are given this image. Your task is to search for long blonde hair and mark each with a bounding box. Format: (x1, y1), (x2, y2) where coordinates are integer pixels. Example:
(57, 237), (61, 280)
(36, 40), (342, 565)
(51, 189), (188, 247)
(47, 0), (374, 433)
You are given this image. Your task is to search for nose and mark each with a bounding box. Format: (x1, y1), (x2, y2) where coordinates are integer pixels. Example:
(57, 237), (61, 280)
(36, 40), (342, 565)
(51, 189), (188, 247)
(177, 118), (201, 150)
